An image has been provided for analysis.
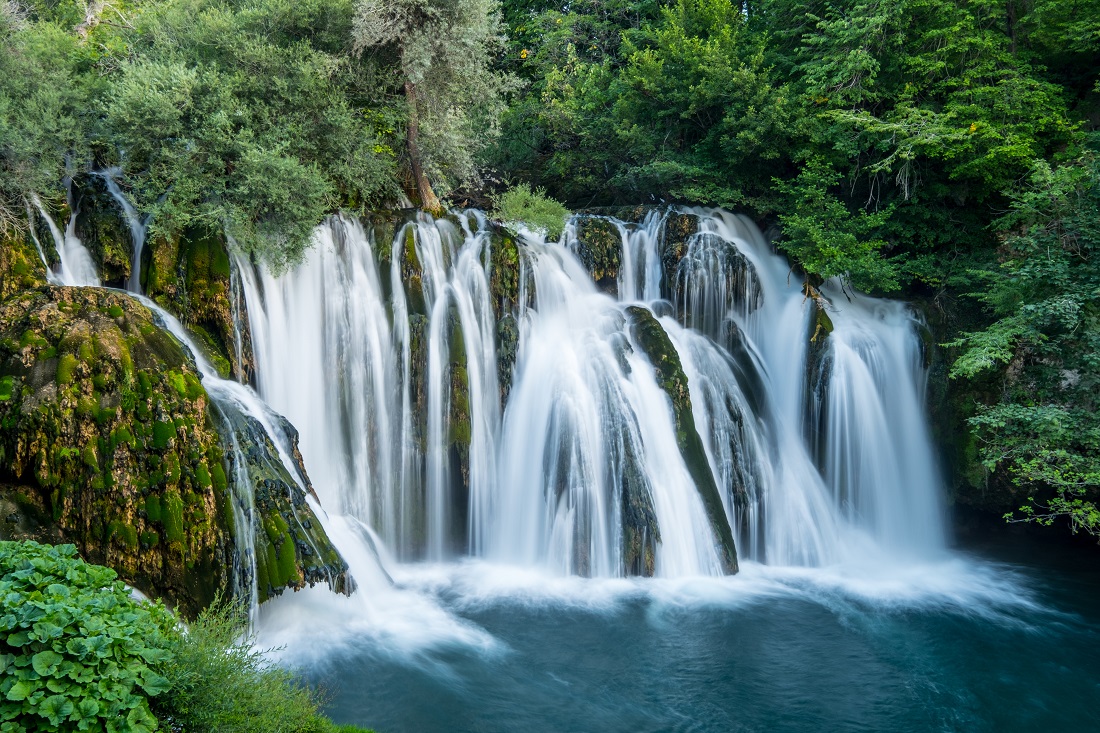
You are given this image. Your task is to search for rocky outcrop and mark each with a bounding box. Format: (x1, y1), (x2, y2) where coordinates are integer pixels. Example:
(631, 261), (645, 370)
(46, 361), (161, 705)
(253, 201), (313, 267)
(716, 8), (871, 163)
(0, 286), (345, 615)
(626, 306), (739, 574)
(0, 287), (230, 615)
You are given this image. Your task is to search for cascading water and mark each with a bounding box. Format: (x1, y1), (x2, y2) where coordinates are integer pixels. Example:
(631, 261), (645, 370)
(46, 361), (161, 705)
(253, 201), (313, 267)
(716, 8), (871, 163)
(239, 205), (946, 580)
(239, 214), (501, 561)
(96, 168), (148, 293)
(28, 182), (100, 287)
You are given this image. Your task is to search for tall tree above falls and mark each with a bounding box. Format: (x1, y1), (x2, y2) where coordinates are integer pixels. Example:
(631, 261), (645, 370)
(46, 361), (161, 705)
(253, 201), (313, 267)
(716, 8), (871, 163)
(352, 0), (512, 212)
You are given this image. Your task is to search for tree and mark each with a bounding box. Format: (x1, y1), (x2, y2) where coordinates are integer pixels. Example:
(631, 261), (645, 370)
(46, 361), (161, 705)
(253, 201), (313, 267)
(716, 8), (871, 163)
(352, 0), (510, 211)
(947, 141), (1100, 537)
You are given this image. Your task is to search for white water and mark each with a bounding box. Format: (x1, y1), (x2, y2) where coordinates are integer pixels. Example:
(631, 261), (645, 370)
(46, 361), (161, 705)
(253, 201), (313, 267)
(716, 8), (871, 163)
(96, 168), (148, 293)
(239, 207), (946, 585)
(28, 182), (99, 287)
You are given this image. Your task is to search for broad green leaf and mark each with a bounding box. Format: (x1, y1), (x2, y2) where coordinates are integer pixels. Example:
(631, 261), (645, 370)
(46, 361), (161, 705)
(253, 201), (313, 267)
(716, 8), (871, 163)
(5, 679), (33, 702)
(31, 649), (63, 676)
(41, 694), (74, 726)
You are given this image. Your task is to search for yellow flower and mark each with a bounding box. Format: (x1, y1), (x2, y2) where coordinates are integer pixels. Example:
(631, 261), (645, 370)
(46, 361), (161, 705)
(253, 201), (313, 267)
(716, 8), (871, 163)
(520, 49), (528, 59)
(968, 123), (978, 133)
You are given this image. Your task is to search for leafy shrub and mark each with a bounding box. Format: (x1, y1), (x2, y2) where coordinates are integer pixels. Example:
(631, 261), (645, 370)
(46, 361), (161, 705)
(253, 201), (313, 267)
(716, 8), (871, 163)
(0, 541), (175, 733)
(493, 183), (571, 240)
(0, 541), (370, 733)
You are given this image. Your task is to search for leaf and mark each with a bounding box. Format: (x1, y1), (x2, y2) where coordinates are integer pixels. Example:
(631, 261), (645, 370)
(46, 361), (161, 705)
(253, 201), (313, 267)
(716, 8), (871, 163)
(6, 631), (32, 647)
(31, 649), (63, 676)
(139, 670), (171, 697)
(4, 680), (33, 702)
(40, 694), (74, 726)
(65, 638), (90, 659)
(126, 703), (158, 733)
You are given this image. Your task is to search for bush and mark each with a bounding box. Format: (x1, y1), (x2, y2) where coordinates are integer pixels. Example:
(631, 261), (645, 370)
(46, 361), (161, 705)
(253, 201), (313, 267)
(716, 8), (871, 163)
(0, 542), (369, 733)
(492, 183), (571, 240)
(155, 600), (356, 733)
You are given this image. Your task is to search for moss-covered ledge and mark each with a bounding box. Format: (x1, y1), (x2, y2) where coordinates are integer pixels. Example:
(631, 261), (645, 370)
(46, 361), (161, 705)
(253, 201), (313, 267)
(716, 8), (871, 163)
(0, 287), (346, 615)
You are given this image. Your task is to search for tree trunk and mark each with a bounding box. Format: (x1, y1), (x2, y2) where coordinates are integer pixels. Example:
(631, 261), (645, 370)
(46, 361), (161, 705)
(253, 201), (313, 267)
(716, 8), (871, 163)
(404, 81), (441, 213)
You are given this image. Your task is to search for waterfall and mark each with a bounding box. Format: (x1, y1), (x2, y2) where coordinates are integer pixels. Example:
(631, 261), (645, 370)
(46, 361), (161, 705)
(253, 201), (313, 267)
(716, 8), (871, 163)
(96, 168), (148, 293)
(238, 214), (501, 561)
(28, 181), (99, 287)
(237, 206), (946, 581)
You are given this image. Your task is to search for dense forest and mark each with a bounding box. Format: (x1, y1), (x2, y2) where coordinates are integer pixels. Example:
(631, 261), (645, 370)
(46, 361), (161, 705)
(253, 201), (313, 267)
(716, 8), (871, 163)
(1, 0), (1098, 537)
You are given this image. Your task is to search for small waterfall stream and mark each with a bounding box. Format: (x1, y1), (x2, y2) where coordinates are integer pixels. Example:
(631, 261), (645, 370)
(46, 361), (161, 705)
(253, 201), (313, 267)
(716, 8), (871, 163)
(96, 168), (148, 293)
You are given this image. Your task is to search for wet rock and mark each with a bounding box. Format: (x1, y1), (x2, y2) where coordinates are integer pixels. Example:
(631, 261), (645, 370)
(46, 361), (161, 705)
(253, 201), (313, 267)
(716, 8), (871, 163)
(625, 306), (739, 574)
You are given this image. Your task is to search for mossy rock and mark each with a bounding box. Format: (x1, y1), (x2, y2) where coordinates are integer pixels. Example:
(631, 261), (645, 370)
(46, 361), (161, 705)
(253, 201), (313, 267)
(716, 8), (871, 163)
(573, 216), (623, 290)
(0, 286), (347, 614)
(0, 287), (228, 615)
(225, 407), (349, 603)
(625, 305), (738, 574)
(661, 212), (700, 289)
(145, 227), (250, 382)
(72, 175), (134, 288)
(0, 229), (49, 302)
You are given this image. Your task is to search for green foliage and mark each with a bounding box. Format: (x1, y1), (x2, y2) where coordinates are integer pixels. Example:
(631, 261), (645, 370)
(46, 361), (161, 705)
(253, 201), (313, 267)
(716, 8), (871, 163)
(0, 13), (96, 233)
(947, 143), (1100, 536)
(0, 541), (175, 733)
(492, 183), (570, 239)
(352, 0), (513, 199)
(102, 0), (398, 268)
(0, 543), (369, 733)
(154, 599), (366, 733)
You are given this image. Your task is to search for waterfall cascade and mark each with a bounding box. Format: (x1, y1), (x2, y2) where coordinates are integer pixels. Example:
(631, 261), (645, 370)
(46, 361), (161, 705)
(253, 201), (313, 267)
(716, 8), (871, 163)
(96, 168), (148, 293)
(29, 181), (100, 287)
(239, 207), (946, 579)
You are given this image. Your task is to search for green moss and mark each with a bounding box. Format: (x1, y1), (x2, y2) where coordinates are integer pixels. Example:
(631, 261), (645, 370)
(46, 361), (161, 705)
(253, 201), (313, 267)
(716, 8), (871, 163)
(210, 461), (227, 493)
(263, 513), (290, 544)
(140, 530), (160, 548)
(78, 340), (94, 363)
(184, 372), (204, 401)
(152, 421), (175, 449)
(107, 521), (139, 549)
(20, 330), (47, 348)
(0, 375), (13, 401)
(145, 495), (163, 523)
(195, 462), (213, 489)
(166, 371), (188, 399)
(57, 354), (79, 384)
(82, 441), (99, 470)
(276, 535), (301, 586)
(107, 304), (125, 318)
(164, 451), (182, 483)
(163, 489), (185, 545)
(137, 370), (153, 397)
